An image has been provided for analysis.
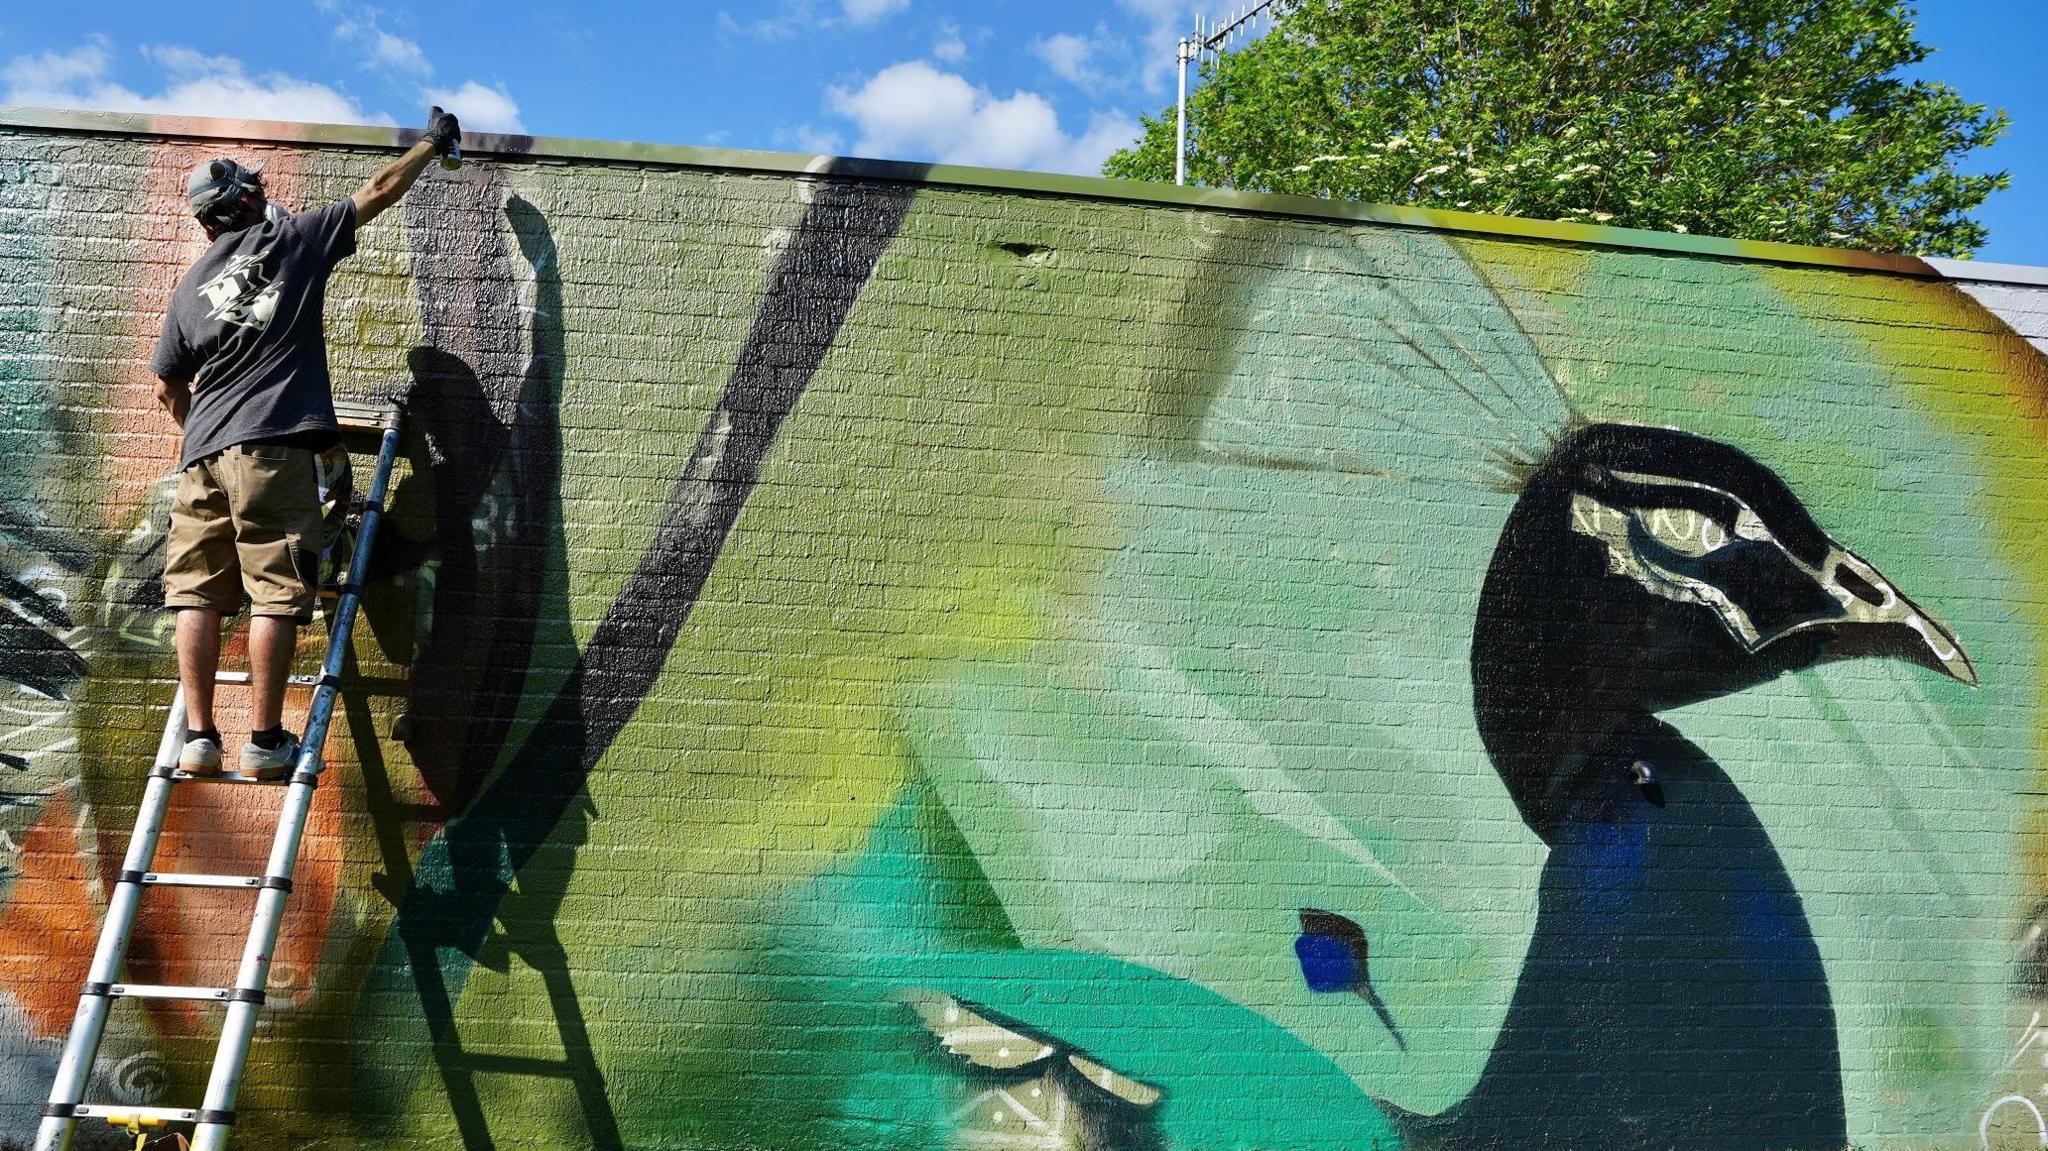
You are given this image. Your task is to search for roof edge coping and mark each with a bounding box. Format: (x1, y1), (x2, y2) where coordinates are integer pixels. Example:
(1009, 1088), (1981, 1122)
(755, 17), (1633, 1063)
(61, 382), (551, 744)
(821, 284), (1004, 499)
(4, 104), (2041, 284)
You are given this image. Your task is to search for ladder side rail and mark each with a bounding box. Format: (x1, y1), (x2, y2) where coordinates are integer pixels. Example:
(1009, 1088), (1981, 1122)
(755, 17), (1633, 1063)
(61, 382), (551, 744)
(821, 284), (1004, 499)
(190, 420), (401, 1151)
(300, 422), (400, 781)
(36, 690), (192, 1151)
(186, 789), (307, 1151)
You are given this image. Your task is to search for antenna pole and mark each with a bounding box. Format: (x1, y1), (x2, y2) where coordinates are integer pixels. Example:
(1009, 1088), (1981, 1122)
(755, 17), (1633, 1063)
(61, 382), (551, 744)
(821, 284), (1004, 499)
(1175, 0), (1282, 188)
(1175, 32), (1194, 185)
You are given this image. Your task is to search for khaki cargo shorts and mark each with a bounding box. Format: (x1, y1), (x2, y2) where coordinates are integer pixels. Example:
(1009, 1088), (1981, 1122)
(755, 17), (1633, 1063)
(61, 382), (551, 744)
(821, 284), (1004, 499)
(163, 442), (324, 623)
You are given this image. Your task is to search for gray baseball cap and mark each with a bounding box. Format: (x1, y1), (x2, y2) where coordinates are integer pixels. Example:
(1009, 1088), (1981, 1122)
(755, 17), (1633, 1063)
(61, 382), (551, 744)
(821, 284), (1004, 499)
(184, 158), (263, 217)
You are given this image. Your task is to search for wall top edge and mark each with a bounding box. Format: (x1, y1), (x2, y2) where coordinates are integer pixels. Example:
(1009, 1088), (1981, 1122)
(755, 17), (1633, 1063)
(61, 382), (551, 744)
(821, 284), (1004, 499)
(4, 104), (2042, 284)
(1922, 257), (2048, 289)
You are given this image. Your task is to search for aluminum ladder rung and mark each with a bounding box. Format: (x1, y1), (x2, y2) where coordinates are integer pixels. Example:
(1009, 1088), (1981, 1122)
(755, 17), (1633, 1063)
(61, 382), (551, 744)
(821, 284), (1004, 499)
(331, 398), (401, 436)
(137, 873), (269, 891)
(212, 672), (319, 687)
(167, 770), (290, 786)
(106, 984), (254, 1004)
(37, 405), (403, 1151)
(69, 1105), (202, 1124)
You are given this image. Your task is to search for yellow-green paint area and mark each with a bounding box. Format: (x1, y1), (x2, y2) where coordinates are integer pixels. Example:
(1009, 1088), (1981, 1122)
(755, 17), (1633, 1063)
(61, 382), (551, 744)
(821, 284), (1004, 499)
(2, 123), (2046, 1151)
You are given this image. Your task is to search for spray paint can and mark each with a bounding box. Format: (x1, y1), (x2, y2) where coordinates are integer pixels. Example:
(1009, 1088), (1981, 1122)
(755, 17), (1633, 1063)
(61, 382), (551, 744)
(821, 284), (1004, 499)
(430, 105), (461, 171)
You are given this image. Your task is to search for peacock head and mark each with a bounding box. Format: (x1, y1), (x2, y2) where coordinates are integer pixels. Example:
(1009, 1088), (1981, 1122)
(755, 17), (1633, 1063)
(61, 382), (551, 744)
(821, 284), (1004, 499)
(1480, 423), (1973, 715)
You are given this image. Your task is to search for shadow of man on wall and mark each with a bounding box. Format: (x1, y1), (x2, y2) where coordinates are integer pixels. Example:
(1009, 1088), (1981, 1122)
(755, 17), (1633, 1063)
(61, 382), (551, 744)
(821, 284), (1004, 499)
(349, 184), (616, 1148)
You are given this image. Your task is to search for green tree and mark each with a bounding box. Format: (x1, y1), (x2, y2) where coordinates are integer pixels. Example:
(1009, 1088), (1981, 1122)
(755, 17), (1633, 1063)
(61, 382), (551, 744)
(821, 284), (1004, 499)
(1104, 0), (2008, 256)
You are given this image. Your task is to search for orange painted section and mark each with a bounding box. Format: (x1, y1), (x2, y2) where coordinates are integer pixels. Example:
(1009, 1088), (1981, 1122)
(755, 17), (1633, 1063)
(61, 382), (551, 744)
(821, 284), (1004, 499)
(0, 793), (100, 1036)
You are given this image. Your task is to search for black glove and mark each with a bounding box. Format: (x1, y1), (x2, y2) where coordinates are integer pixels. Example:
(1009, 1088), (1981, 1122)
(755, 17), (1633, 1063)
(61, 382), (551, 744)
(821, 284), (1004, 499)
(425, 107), (461, 155)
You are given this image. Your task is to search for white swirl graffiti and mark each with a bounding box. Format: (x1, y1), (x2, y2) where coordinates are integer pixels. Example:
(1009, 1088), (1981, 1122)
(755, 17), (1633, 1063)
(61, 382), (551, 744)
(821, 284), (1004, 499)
(106, 1051), (167, 1104)
(1982, 1011), (2048, 1150)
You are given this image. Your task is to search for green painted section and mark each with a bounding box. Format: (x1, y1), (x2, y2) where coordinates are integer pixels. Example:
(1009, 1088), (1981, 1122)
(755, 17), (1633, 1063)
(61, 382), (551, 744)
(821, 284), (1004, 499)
(0, 127), (2042, 1151)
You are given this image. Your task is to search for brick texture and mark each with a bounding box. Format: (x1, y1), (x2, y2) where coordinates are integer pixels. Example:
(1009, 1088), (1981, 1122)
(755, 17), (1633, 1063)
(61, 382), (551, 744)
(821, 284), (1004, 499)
(1, 124), (2047, 1151)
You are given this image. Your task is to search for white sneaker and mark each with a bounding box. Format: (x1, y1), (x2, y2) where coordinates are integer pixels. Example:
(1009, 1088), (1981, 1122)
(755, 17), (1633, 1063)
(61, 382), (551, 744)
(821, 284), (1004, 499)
(178, 735), (223, 776)
(240, 733), (301, 781)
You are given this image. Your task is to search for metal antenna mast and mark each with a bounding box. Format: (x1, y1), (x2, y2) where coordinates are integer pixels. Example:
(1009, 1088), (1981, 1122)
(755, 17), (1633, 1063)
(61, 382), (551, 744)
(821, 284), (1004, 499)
(1175, 0), (1282, 186)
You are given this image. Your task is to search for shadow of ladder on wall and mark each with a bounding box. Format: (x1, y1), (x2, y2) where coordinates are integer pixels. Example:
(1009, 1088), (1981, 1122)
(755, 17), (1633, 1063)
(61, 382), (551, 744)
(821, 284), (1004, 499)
(337, 465), (621, 1146)
(375, 888), (626, 1151)
(33, 403), (406, 1151)
(352, 740), (625, 1151)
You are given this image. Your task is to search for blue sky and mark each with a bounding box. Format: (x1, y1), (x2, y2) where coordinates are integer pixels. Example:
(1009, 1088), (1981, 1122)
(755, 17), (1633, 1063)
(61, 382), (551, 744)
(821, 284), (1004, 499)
(0, 1), (2040, 264)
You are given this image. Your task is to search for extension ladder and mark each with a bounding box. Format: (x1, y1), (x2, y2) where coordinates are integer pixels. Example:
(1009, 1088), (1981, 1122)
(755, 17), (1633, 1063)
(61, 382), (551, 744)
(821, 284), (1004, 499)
(36, 402), (404, 1151)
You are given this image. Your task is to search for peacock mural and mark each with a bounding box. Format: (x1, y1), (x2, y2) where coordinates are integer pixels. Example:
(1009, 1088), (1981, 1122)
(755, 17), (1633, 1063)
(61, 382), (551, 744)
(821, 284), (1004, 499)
(0, 125), (2041, 1151)
(882, 224), (2016, 1150)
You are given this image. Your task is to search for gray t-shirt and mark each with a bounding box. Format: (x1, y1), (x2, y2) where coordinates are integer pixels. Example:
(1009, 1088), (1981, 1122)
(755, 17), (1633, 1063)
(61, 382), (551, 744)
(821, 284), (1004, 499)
(151, 199), (357, 469)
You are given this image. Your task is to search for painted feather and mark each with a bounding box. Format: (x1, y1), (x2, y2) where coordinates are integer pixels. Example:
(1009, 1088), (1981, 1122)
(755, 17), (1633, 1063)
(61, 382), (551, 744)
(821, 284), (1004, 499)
(909, 225), (1571, 1113)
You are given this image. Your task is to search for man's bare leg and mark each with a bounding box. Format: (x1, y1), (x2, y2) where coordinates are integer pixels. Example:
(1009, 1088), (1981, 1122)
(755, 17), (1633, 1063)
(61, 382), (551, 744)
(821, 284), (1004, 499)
(176, 608), (223, 734)
(248, 615), (298, 732)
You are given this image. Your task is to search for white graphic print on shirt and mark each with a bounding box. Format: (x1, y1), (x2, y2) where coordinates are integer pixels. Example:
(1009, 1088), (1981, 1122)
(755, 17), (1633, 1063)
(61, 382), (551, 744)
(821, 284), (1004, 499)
(196, 250), (281, 331)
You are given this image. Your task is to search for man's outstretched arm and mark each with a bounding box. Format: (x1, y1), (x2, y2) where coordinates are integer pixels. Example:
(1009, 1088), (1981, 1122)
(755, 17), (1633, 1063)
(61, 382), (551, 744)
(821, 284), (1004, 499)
(351, 109), (460, 226)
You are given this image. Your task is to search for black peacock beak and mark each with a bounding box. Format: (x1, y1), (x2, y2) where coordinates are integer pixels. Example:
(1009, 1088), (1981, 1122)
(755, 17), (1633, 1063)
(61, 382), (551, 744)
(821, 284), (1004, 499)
(1756, 545), (1977, 687)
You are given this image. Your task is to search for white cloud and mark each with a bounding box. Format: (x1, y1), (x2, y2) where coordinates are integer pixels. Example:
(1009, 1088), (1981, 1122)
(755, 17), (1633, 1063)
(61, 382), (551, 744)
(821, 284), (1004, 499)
(932, 21), (968, 62)
(842, 0), (909, 22)
(3, 37), (388, 125)
(1115, 0), (1186, 95)
(718, 1), (831, 40)
(721, 0), (914, 40)
(786, 123), (845, 154)
(2, 37), (528, 137)
(1033, 32), (1102, 89)
(1067, 110), (1145, 173)
(2, 40), (109, 91)
(717, 9), (789, 40)
(421, 80), (524, 134)
(828, 60), (1139, 175)
(141, 45), (238, 75)
(378, 35), (433, 76)
(332, 9), (530, 138)
(1034, 5), (1217, 98)
(335, 10), (432, 77)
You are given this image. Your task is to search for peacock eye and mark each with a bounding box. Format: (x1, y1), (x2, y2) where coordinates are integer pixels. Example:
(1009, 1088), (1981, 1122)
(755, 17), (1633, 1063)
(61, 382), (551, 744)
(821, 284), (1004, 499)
(1635, 506), (1732, 558)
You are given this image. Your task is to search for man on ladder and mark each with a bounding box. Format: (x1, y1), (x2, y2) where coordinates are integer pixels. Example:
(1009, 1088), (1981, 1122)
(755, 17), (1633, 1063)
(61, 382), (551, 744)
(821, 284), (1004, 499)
(150, 107), (459, 779)
(35, 111), (459, 1151)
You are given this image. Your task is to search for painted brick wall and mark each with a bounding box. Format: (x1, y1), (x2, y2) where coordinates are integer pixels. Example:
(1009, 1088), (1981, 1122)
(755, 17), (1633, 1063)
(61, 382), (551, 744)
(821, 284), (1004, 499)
(1956, 278), (2048, 354)
(3, 120), (2048, 1151)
